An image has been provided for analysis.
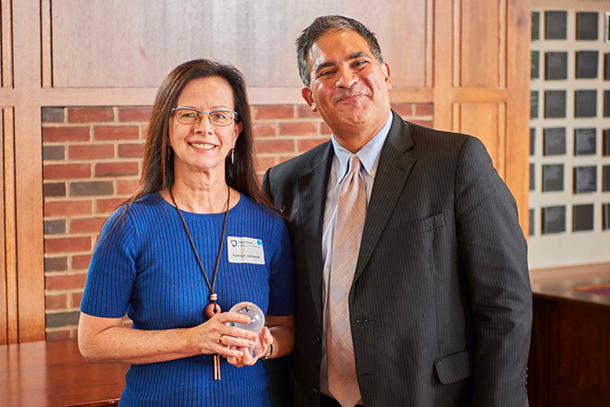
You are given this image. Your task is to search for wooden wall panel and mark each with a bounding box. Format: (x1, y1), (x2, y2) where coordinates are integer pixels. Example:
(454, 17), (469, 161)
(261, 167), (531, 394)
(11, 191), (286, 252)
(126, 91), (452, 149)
(459, 0), (502, 88)
(361, 0), (431, 87)
(9, 0), (45, 343)
(547, 301), (610, 406)
(434, 0), (529, 234)
(49, 0), (430, 89)
(1, 0), (12, 88)
(0, 0), (17, 345)
(504, 0), (530, 234)
(458, 103), (503, 170)
(555, 306), (609, 395)
(0, 109), (7, 344)
(40, 0), (52, 88)
(531, 291), (610, 407)
(1, 108), (17, 345)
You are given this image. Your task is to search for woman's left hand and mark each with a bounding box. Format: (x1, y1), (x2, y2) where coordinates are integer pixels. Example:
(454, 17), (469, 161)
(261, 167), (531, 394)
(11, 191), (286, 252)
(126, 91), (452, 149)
(226, 326), (273, 367)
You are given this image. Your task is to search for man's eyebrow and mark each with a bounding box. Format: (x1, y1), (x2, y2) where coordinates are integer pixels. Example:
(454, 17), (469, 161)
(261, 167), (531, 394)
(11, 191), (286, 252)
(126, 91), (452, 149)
(348, 51), (369, 60)
(312, 52), (371, 76)
(313, 61), (336, 76)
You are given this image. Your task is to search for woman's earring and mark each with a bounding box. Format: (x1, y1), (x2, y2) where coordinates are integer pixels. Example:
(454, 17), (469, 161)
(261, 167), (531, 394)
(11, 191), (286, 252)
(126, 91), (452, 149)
(230, 148), (235, 164)
(166, 146), (172, 163)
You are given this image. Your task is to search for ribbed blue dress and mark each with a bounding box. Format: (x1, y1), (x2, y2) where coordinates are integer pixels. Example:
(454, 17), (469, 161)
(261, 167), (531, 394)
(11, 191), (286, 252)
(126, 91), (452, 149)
(81, 192), (294, 407)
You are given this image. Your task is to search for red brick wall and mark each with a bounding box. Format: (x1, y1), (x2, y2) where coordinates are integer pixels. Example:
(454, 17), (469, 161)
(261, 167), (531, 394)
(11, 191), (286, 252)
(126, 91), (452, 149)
(41, 103), (432, 340)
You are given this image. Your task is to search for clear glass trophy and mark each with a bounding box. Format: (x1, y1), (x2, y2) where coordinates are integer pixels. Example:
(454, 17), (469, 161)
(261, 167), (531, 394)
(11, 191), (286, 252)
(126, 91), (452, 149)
(228, 302), (265, 357)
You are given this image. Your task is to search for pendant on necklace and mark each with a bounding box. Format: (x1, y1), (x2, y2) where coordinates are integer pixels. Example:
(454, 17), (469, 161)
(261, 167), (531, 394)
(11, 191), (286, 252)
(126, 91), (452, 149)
(213, 354), (221, 380)
(205, 293), (222, 380)
(204, 293), (221, 319)
(204, 302), (222, 319)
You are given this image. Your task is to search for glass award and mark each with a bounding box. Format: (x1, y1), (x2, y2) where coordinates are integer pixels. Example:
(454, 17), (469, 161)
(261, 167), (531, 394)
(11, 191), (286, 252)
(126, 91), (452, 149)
(228, 302), (265, 357)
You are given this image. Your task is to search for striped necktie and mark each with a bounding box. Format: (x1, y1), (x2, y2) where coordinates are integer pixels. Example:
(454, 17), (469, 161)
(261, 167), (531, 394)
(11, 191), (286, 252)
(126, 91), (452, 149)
(327, 155), (366, 407)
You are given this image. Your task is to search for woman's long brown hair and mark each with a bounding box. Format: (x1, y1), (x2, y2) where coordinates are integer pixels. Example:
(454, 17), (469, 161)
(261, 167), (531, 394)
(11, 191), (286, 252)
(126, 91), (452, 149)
(125, 59), (273, 209)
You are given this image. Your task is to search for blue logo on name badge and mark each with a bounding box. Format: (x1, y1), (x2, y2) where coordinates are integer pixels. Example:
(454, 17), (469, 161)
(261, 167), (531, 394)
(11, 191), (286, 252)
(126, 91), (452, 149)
(257, 240), (262, 245)
(231, 240), (237, 247)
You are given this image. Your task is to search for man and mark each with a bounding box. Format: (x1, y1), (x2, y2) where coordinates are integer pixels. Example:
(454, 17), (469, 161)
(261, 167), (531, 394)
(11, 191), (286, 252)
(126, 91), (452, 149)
(263, 15), (532, 407)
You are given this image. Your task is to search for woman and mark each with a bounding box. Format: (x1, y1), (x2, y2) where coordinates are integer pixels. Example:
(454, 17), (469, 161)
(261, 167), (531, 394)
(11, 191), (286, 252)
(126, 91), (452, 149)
(78, 59), (294, 407)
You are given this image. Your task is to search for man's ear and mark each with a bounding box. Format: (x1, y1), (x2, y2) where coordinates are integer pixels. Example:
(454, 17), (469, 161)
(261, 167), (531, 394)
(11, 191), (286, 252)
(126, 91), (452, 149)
(382, 62), (392, 90)
(301, 87), (317, 112)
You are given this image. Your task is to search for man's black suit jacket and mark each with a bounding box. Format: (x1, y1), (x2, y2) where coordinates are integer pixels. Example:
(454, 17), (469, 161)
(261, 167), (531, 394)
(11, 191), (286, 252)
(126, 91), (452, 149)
(263, 111), (532, 407)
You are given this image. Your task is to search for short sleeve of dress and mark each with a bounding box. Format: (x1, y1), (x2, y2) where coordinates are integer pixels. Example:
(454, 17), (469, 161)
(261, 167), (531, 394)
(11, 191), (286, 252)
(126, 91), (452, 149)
(80, 207), (139, 319)
(266, 218), (294, 317)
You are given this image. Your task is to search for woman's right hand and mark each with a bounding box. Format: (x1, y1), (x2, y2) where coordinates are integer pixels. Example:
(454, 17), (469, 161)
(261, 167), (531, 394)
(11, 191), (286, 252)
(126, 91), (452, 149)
(187, 311), (258, 359)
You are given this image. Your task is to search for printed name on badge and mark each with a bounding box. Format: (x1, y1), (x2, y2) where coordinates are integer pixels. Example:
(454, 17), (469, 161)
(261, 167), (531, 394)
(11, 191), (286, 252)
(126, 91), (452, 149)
(227, 236), (265, 265)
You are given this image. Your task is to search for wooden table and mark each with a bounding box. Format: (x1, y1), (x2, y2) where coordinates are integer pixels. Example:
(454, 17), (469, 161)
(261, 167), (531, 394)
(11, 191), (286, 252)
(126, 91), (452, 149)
(0, 339), (128, 407)
(528, 278), (610, 407)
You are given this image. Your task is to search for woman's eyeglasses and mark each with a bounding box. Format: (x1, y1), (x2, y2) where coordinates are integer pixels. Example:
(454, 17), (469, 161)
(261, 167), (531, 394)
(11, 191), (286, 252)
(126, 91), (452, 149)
(172, 108), (239, 127)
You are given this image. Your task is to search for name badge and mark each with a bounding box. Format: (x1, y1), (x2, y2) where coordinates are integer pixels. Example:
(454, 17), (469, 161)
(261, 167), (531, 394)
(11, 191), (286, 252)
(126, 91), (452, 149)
(227, 236), (265, 265)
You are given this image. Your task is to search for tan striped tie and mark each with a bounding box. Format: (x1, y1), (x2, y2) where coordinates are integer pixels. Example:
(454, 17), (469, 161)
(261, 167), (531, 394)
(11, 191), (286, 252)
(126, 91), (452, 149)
(328, 155), (365, 407)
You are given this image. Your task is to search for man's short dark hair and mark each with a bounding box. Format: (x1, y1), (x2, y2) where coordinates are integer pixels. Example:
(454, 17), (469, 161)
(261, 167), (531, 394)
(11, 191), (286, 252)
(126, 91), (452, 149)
(296, 15), (384, 87)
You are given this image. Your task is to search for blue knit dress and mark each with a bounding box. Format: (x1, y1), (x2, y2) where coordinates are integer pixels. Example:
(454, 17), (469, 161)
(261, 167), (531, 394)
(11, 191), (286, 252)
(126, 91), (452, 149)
(81, 192), (294, 407)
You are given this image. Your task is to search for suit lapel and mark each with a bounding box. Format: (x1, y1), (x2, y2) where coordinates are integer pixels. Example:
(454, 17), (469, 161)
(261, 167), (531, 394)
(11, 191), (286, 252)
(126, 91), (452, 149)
(354, 113), (416, 282)
(296, 141), (334, 317)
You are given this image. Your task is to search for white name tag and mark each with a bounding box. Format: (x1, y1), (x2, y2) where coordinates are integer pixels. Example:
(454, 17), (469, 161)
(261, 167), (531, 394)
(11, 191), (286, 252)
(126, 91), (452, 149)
(227, 236), (265, 265)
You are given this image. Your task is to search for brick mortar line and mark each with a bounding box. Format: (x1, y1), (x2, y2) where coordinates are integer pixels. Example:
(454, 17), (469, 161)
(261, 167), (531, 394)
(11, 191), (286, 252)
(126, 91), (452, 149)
(255, 116), (410, 121)
(43, 253), (93, 260)
(42, 122), (147, 126)
(43, 141), (145, 146)
(43, 194), (132, 200)
(44, 177), (140, 183)
(253, 118), (324, 122)
(44, 287), (86, 293)
(43, 160), (143, 165)
(45, 271), (89, 277)
(45, 315), (80, 319)
(256, 135), (330, 140)
(45, 325), (78, 330)
(44, 231), (102, 236)
(43, 213), (113, 218)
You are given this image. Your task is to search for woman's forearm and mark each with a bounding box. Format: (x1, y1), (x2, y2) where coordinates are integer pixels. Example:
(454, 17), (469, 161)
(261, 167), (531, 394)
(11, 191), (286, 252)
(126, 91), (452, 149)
(266, 314), (295, 358)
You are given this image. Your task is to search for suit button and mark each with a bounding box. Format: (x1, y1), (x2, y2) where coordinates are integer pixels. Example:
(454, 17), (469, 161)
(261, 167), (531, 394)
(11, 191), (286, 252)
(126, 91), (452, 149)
(311, 388), (319, 395)
(315, 335), (321, 343)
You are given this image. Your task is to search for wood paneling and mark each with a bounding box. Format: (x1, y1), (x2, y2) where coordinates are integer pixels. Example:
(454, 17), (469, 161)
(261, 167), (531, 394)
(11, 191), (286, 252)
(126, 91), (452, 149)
(460, 0), (502, 88)
(373, 0), (432, 87)
(0, 109), (7, 344)
(2, 108), (17, 345)
(434, 0), (530, 233)
(531, 285), (610, 406)
(1, 0), (12, 88)
(6, 0), (45, 343)
(530, 271), (610, 407)
(458, 103), (503, 170)
(504, 0), (531, 234)
(1, 0), (530, 342)
(552, 305), (610, 399)
(49, 0), (431, 89)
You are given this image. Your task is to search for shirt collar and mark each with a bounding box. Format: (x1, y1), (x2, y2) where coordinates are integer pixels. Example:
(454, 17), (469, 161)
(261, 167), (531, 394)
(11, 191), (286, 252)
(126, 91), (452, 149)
(331, 112), (393, 184)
